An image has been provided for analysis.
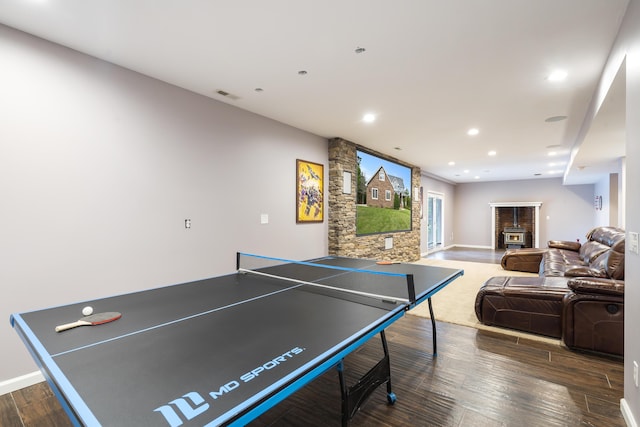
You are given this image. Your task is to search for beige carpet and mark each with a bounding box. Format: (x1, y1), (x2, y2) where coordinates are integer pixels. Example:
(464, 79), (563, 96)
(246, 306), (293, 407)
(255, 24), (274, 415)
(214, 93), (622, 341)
(409, 258), (561, 345)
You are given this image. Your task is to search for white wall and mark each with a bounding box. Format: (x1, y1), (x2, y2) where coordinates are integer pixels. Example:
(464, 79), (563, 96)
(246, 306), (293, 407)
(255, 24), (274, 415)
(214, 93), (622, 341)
(614, 0), (640, 424)
(453, 178), (595, 247)
(0, 25), (328, 382)
(577, 1), (640, 423)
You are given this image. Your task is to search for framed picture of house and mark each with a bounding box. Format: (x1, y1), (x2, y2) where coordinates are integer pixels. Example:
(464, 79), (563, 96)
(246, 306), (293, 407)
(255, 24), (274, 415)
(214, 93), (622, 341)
(355, 149), (412, 235)
(296, 159), (324, 223)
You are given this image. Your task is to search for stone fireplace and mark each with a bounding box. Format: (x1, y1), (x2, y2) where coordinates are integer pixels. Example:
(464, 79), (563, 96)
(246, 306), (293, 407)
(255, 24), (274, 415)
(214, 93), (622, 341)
(490, 202), (542, 249)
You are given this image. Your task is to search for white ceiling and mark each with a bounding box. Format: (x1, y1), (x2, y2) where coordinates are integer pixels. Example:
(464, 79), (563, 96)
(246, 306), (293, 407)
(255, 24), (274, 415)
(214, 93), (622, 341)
(0, 0), (629, 184)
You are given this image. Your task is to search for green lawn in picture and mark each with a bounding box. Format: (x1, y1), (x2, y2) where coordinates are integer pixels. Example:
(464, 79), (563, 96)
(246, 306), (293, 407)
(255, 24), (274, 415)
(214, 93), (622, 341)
(356, 206), (411, 235)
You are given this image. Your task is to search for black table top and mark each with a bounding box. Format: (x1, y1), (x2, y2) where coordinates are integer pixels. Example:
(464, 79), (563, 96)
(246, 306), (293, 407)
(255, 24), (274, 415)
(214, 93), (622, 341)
(11, 255), (462, 426)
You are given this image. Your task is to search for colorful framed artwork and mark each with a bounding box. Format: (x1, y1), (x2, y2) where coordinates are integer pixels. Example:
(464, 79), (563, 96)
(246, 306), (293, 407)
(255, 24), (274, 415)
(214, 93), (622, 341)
(296, 159), (324, 223)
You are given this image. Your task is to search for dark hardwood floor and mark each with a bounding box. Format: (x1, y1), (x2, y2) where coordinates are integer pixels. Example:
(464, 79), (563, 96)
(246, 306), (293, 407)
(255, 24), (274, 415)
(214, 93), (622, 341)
(1, 249), (624, 426)
(425, 246), (505, 264)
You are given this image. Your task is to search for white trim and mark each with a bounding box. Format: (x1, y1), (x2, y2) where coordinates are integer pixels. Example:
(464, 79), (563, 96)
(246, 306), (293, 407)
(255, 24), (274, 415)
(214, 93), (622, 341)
(0, 371), (44, 396)
(621, 398), (638, 427)
(490, 202), (543, 249)
(489, 202), (543, 208)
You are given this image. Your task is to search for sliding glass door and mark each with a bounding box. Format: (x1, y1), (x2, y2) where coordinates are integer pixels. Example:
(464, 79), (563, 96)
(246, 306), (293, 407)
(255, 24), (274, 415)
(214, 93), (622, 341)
(427, 192), (443, 250)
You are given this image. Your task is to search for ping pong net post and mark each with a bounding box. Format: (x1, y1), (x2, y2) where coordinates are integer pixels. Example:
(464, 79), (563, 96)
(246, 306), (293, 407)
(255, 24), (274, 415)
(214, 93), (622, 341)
(236, 252), (416, 306)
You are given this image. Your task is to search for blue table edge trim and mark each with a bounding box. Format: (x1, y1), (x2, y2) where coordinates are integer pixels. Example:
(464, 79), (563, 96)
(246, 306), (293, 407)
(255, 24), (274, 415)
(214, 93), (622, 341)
(10, 313), (100, 426)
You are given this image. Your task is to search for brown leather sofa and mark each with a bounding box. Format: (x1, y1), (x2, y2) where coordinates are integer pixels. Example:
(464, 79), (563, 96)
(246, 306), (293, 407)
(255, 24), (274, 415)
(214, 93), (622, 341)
(475, 226), (625, 356)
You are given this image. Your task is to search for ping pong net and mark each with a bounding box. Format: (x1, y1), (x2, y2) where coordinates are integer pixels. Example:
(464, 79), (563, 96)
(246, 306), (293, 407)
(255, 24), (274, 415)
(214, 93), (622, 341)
(237, 252), (416, 307)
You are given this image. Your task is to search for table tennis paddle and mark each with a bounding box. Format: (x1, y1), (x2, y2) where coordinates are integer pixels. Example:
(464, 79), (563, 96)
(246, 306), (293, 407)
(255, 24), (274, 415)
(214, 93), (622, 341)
(55, 312), (121, 332)
(376, 261), (400, 265)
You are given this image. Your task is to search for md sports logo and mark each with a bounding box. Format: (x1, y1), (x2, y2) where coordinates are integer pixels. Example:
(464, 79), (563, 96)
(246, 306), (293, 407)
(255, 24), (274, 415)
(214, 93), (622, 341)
(154, 347), (304, 426)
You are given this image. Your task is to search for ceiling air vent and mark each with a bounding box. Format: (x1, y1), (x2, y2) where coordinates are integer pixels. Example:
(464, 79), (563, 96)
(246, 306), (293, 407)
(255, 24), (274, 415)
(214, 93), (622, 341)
(216, 90), (241, 101)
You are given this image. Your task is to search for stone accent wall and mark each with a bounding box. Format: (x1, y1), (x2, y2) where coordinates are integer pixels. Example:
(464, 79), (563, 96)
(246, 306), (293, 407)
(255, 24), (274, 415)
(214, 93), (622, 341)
(328, 138), (421, 262)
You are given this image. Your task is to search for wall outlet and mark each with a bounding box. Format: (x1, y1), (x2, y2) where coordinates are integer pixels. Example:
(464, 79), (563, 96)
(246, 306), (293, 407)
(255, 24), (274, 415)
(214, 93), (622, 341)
(384, 237), (393, 250)
(634, 361), (639, 388)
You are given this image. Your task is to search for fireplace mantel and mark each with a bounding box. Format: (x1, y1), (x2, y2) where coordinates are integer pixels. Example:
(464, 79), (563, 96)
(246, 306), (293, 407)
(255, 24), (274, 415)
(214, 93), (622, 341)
(489, 202), (543, 248)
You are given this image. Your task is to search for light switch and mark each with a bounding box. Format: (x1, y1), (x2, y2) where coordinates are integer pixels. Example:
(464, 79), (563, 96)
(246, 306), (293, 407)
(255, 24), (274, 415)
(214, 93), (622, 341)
(260, 214), (269, 224)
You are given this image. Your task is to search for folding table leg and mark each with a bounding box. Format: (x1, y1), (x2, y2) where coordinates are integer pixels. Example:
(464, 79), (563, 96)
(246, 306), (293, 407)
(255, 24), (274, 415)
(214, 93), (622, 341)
(336, 330), (395, 426)
(428, 297), (437, 356)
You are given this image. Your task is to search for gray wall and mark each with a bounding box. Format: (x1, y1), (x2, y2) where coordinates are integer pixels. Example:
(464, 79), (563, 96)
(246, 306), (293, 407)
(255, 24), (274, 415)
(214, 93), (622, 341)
(453, 178), (595, 247)
(0, 25), (328, 382)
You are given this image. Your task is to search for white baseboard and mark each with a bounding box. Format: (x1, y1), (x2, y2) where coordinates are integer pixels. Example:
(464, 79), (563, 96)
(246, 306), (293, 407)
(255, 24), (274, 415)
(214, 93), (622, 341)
(421, 244), (454, 257)
(0, 371), (45, 396)
(453, 244), (494, 250)
(622, 399), (638, 427)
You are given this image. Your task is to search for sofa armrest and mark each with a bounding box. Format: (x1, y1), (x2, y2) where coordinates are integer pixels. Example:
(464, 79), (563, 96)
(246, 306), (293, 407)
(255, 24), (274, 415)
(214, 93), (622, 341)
(567, 277), (624, 297)
(548, 240), (581, 251)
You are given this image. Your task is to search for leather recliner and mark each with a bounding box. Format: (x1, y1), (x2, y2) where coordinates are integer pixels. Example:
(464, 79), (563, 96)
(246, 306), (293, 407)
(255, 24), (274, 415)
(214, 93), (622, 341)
(475, 226), (625, 356)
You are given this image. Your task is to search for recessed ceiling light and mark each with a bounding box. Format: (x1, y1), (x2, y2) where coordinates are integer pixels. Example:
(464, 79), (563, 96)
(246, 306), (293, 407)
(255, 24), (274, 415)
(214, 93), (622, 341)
(298, 70), (308, 76)
(448, 161), (455, 166)
(545, 115), (567, 122)
(474, 176), (480, 180)
(362, 113), (376, 123)
(464, 169), (470, 174)
(548, 70), (568, 82)
(355, 47), (366, 54)
(394, 146), (402, 151)
(467, 128), (479, 136)
(488, 150), (497, 156)
(255, 88), (263, 92)
(548, 151), (557, 156)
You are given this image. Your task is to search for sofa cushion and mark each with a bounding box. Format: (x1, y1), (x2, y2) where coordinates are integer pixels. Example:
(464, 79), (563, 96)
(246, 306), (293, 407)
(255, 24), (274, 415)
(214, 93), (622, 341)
(564, 266), (608, 278)
(541, 248), (584, 277)
(578, 240), (610, 264)
(593, 250), (625, 280)
(588, 226), (626, 248)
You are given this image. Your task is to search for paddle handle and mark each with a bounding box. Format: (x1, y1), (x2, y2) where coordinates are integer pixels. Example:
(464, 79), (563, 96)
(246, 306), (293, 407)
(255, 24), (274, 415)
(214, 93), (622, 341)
(55, 320), (90, 332)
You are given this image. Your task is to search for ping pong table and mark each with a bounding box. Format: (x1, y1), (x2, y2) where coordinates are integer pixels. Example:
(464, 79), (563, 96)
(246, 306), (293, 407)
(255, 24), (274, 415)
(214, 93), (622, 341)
(11, 253), (463, 426)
